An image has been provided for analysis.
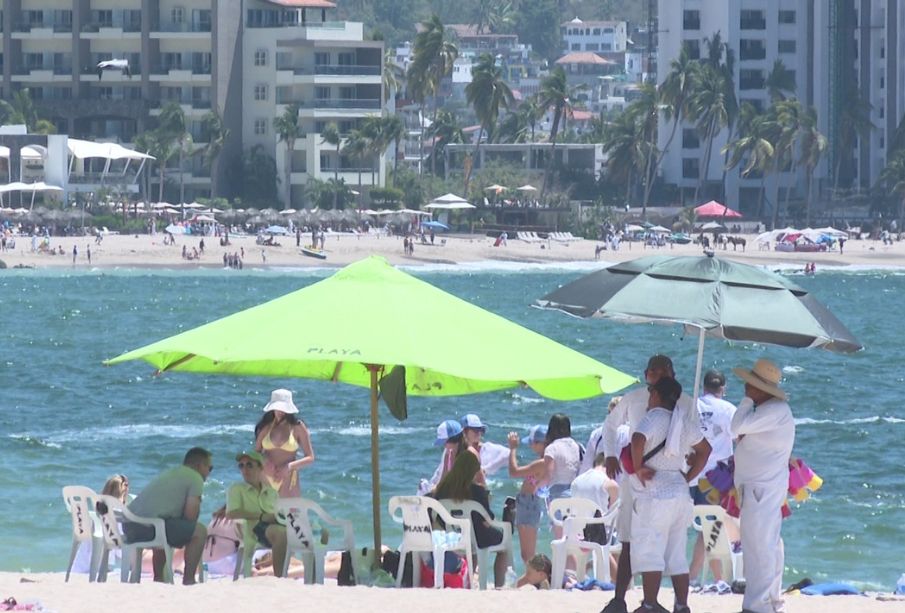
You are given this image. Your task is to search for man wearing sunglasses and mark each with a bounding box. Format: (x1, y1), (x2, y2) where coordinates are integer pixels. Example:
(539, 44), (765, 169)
(225, 450), (288, 577)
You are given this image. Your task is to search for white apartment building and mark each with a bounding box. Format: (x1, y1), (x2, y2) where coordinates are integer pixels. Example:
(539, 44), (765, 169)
(560, 18), (627, 55)
(0, 0), (386, 206)
(657, 1), (818, 215)
(658, 1), (903, 218)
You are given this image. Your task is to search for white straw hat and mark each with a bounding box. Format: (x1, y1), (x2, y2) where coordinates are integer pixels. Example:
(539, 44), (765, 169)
(262, 388), (299, 414)
(732, 359), (786, 401)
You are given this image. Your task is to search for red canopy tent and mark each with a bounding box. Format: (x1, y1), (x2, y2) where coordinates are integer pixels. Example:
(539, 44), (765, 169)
(695, 200), (743, 217)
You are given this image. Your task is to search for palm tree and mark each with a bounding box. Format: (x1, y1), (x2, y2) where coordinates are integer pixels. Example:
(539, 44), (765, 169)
(464, 53), (514, 194)
(538, 66), (586, 198)
(321, 122), (342, 209)
(157, 102), (189, 206)
(602, 110), (647, 205)
(627, 82), (661, 217)
(425, 109), (464, 179)
(798, 105), (827, 225)
(765, 59), (796, 102)
(0, 88), (56, 134)
(688, 62), (731, 203)
(200, 110), (229, 199)
(379, 115), (405, 186)
(878, 150), (905, 228)
(382, 50), (403, 104)
(273, 103), (302, 209)
(835, 92), (874, 193)
(654, 43), (700, 206)
(487, 0), (516, 34)
(470, 0), (493, 34)
(775, 98), (803, 205)
(343, 129), (370, 208)
(724, 102), (775, 218)
(408, 15), (459, 175)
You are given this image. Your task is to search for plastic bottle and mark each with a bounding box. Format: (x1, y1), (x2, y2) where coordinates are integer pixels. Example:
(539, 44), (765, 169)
(504, 566), (518, 589)
(896, 573), (905, 595)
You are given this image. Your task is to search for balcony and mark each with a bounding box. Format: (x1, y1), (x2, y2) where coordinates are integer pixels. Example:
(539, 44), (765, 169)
(12, 65), (73, 82)
(312, 98), (381, 109)
(150, 64), (212, 82)
(739, 78), (765, 90)
(739, 46), (766, 61)
(739, 18), (766, 30)
(152, 21), (211, 37)
(12, 21), (72, 38)
(314, 64), (380, 76)
(81, 22), (142, 36)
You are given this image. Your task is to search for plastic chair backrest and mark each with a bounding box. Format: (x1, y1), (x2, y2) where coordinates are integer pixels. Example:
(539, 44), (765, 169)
(93, 495), (127, 549)
(276, 498), (317, 552)
(388, 496), (451, 551)
(62, 486), (98, 543)
(549, 497), (604, 539)
(694, 505), (732, 557)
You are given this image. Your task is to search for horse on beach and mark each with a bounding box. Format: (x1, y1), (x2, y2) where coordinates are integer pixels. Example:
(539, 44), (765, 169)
(727, 236), (747, 251)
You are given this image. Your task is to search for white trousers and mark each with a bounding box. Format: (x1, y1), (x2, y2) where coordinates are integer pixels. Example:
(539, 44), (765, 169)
(738, 482), (787, 613)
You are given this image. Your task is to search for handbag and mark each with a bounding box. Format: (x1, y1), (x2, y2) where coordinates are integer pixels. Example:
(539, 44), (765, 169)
(619, 439), (666, 475)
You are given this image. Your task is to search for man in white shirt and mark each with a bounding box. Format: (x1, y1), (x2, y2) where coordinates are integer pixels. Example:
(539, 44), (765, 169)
(731, 359), (796, 613)
(579, 396), (626, 476)
(689, 370), (738, 584)
(630, 377), (711, 613)
(601, 355), (697, 613)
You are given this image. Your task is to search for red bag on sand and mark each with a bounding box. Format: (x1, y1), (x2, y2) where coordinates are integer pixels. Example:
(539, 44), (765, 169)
(419, 554), (469, 588)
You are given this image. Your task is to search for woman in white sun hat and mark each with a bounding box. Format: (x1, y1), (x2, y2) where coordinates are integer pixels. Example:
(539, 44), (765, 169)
(254, 389), (315, 497)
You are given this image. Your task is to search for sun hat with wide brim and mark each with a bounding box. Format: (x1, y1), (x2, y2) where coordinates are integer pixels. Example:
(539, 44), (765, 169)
(733, 359), (786, 401)
(262, 388), (299, 414)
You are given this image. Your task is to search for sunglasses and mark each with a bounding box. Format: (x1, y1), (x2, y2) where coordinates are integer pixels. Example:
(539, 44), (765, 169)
(237, 461), (258, 469)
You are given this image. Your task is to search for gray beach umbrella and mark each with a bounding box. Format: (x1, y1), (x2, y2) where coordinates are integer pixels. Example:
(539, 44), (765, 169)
(535, 254), (862, 398)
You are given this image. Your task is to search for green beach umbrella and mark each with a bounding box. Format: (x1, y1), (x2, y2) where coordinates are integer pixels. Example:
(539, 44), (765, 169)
(106, 256), (635, 553)
(536, 254), (861, 403)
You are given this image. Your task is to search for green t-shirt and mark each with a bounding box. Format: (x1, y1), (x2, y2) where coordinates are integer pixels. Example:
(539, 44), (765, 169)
(129, 465), (203, 519)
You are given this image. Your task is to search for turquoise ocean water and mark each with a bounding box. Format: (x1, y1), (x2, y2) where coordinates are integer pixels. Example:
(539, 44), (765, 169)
(0, 262), (901, 589)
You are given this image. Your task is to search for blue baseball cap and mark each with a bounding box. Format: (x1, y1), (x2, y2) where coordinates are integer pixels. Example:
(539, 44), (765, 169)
(522, 425), (547, 445)
(434, 419), (464, 446)
(460, 414), (486, 432)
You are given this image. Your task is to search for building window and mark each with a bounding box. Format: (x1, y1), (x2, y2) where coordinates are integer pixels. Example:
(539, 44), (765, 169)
(880, 46), (885, 59)
(593, 28), (600, 35)
(682, 128), (700, 149)
(880, 106), (885, 118)
(254, 83), (268, 100)
(880, 76), (885, 89)
(571, 43), (581, 50)
(881, 136), (885, 149)
(685, 39), (700, 60)
(682, 158), (700, 179)
(254, 49), (267, 66)
(740, 10), (765, 30)
(739, 68), (765, 90)
(586, 43), (599, 51)
(739, 39), (766, 61)
(315, 86), (330, 100)
(778, 39), (796, 53)
(778, 10), (796, 24)
(254, 118), (267, 135)
(604, 27), (614, 34)
(171, 7), (185, 24)
(683, 10), (700, 30)
(601, 43), (612, 51)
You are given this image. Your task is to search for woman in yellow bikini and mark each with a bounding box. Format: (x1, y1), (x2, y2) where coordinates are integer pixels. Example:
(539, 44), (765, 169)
(254, 389), (315, 497)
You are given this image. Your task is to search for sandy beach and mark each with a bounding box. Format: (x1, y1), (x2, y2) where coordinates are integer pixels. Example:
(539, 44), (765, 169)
(2, 573), (903, 613)
(1, 231), (904, 270)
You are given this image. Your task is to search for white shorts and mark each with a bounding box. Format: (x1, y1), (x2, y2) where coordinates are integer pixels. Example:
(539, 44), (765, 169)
(630, 495), (692, 575)
(616, 482), (634, 542)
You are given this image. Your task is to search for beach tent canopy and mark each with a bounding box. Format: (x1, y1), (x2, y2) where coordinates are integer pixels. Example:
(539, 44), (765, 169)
(695, 200), (742, 218)
(516, 184), (538, 192)
(424, 202), (476, 210)
(0, 181), (62, 193)
(700, 221), (727, 231)
(106, 256), (635, 554)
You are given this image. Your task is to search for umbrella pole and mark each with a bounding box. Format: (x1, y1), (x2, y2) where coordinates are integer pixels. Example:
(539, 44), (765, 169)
(692, 326), (705, 406)
(368, 365), (382, 559)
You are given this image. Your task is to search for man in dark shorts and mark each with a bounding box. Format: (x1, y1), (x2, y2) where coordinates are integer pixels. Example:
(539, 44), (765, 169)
(124, 447), (212, 584)
(224, 450), (288, 576)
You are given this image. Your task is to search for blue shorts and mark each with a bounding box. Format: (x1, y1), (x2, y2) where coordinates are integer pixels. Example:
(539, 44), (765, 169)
(515, 493), (543, 527)
(253, 521), (275, 548)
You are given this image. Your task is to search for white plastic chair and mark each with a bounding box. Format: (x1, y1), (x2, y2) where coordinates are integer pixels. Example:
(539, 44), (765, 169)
(548, 497), (617, 588)
(438, 499), (513, 590)
(387, 495), (474, 589)
(203, 518), (247, 580)
(94, 495), (204, 584)
(692, 505), (743, 582)
(61, 486), (103, 582)
(275, 497), (355, 584)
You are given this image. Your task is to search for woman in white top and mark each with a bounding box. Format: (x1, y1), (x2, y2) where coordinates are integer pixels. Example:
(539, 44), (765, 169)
(543, 413), (582, 538)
